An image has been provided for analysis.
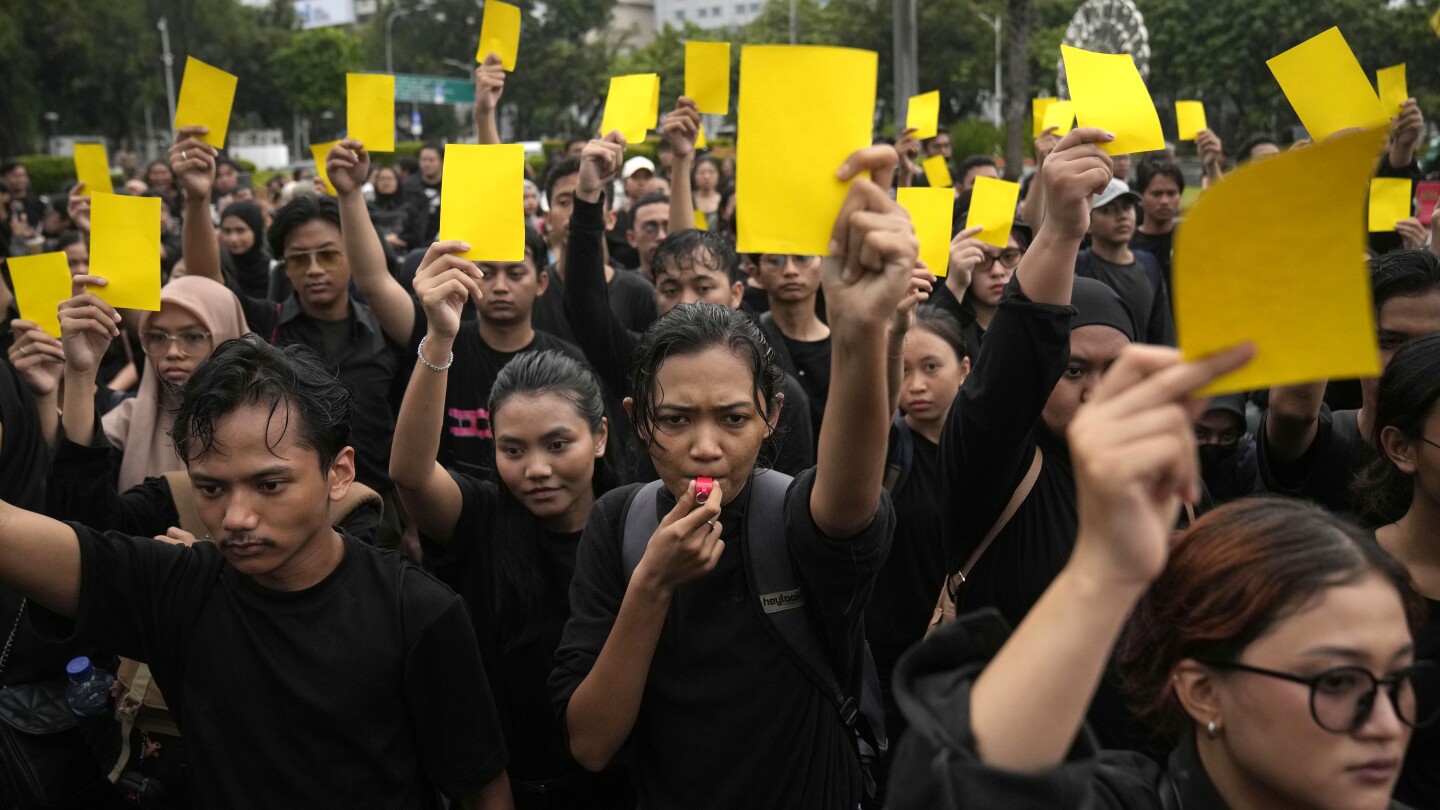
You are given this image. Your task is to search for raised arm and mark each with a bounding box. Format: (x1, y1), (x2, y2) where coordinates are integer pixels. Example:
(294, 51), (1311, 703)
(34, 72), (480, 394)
(1016, 128), (1113, 305)
(814, 146), (914, 538)
(0, 500), (82, 617)
(885, 262), (935, 415)
(662, 97), (699, 233)
(1017, 126), (1060, 232)
(6, 320), (64, 446)
(896, 128), (920, 188)
(328, 140), (416, 345)
(969, 343), (1252, 771)
(169, 126), (223, 285)
(57, 276), (120, 448)
(1197, 129), (1226, 187)
(389, 242), (485, 543)
(1386, 100), (1424, 173)
(473, 53), (505, 146)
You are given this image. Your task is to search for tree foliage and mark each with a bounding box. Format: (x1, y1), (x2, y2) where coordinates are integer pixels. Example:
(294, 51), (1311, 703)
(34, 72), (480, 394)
(270, 27), (364, 115)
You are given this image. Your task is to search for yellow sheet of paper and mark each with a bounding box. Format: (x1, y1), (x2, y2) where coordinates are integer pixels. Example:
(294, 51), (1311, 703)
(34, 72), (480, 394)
(1061, 45), (1163, 155)
(1377, 64), (1407, 116)
(1368, 178), (1412, 232)
(907, 90), (940, 140)
(439, 143), (524, 261)
(1041, 99), (1075, 136)
(1175, 101), (1207, 141)
(695, 210), (709, 231)
(310, 140), (339, 195)
(686, 41), (731, 115)
(1173, 127), (1388, 395)
(8, 253), (71, 338)
(695, 124), (708, 149)
(1266, 27), (1386, 141)
(89, 194), (161, 312)
(736, 45), (877, 255)
(921, 155), (952, 188)
(174, 57), (237, 148)
(72, 144), (113, 195)
(476, 0), (521, 70)
(897, 187), (954, 278)
(965, 176), (1021, 248)
(1032, 98), (1055, 137)
(347, 74), (395, 152)
(1432, 6), (1440, 38)
(600, 74), (660, 143)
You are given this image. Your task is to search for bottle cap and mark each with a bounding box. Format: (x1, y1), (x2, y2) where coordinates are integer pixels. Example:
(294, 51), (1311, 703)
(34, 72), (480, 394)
(65, 656), (93, 682)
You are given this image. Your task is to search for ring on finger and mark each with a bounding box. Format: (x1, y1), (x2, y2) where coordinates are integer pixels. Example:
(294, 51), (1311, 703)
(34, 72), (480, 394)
(20, 345), (29, 356)
(181, 150), (189, 161)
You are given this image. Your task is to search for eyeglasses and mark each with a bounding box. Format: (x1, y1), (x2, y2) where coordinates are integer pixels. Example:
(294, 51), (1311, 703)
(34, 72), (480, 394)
(759, 254), (819, 271)
(282, 248), (345, 274)
(979, 248), (1026, 270)
(141, 330), (212, 357)
(1200, 659), (1439, 733)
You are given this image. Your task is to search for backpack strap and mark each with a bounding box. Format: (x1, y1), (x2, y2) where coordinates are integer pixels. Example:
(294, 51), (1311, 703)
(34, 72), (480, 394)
(882, 412), (914, 495)
(621, 480), (667, 578)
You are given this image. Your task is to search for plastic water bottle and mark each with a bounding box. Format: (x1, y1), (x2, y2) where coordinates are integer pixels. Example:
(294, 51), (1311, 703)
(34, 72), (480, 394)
(64, 656), (114, 718)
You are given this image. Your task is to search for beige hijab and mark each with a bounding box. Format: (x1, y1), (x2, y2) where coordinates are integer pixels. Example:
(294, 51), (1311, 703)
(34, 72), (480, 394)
(103, 276), (250, 490)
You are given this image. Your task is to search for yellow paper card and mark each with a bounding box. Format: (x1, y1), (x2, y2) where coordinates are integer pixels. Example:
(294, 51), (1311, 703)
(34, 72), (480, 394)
(1061, 45), (1163, 155)
(907, 90), (940, 141)
(600, 74), (660, 143)
(965, 176), (1020, 248)
(1368, 178), (1412, 232)
(736, 45), (877, 255)
(1041, 99), (1075, 136)
(477, 0), (521, 70)
(897, 187), (954, 278)
(922, 155), (952, 189)
(1173, 127), (1388, 395)
(8, 253), (71, 338)
(695, 210), (709, 231)
(1175, 101), (1206, 141)
(1032, 98), (1055, 137)
(1266, 27), (1386, 141)
(310, 140), (339, 195)
(439, 143), (524, 262)
(89, 194), (162, 312)
(72, 144), (113, 195)
(174, 57), (237, 148)
(347, 73), (395, 153)
(1377, 64), (1407, 116)
(695, 124), (708, 149)
(686, 41), (731, 115)
(1432, 6), (1440, 38)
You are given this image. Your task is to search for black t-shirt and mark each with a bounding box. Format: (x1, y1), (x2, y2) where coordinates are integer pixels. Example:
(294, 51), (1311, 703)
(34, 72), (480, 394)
(1256, 406), (1365, 515)
(33, 527), (507, 807)
(551, 468), (893, 809)
(927, 282), (983, 360)
(1396, 596), (1440, 808)
(531, 263), (658, 343)
(1129, 229), (1174, 289)
(781, 334), (831, 440)
(406, 298), (586, 479)
(1075, 249), (1176, 346)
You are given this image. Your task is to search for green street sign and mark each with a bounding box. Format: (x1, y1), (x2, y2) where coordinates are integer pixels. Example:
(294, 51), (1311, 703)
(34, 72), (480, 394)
(393, 73), (476, 105)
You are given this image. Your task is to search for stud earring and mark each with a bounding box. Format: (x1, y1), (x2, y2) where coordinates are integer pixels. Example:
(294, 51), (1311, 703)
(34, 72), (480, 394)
(1206, 719), (1221, 739)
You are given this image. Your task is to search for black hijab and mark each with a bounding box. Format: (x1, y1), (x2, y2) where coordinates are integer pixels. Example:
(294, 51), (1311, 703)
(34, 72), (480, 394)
(220, 201), (271, 300)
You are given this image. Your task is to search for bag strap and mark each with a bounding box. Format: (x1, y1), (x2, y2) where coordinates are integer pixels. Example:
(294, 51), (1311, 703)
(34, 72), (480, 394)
(882, 412), (913, 495)
(620, 480), (667, 577)
(959, 446), (1042, 582)
(108, 663), (156, 783)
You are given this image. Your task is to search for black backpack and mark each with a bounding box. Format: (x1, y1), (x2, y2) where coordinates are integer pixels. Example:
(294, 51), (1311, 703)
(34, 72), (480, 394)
(620, 469), (889, 806)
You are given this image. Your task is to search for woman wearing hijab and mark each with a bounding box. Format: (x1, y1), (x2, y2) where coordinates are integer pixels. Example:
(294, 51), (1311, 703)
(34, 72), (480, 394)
(369, 164), (421, 253)
(54, 274), (249, 490)
(219, 200), (272, 301)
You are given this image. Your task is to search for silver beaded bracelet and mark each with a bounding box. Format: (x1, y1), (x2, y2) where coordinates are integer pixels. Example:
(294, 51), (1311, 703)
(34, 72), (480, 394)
(417, 335), (454, 372)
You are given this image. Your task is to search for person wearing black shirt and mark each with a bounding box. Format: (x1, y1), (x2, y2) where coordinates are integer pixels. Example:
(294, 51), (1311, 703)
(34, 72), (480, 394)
(404, 144), (445, 243)
(1129, 158), (1182, 287)
(1, 161), (46, 233)
(1261, 250), (1440, 514)
(551, 136), (909, 809)
(392, 267), (634, 806)
(2, 336), (513, 808)
(751, 253), (831, 441)
(930, 223), (1027, 359)
(1075, 178), (1174, 347)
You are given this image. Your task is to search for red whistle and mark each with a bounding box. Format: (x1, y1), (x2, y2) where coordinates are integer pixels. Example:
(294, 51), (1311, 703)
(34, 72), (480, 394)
(694, 477), (714, 502)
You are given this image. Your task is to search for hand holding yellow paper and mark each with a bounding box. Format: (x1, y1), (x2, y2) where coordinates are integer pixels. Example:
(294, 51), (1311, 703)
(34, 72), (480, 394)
(1040, 99), (1075, 136)
(1377, 64), (1407, 116)
(72, 144), (113, 195)
(174, 57), (237, 148)
(310, 141), (340, 195)
(347, 74), (395, 152)
(1173, 127), (1389, 394)
(965, 176), (1020, 248)
(89, 194), (162, 311)
(1266, 28), (1386, 141)
(907, 91), (940, 141)
(736, 45), (877, 255)
(1175, 101), (1206, 141)
(600, 74), (660, 143)
(1368, 178), (1412, 232)
(921, 155), (952, 189)
(477, 0), (521, 69)
(439, 143), (525, 261)
(897, 187), (953, 278)
(1032, 98), (1055, 137)
(685, 41), (731, 115)
(8, 253), (71, 338)
(1061, 46), (1163, 155)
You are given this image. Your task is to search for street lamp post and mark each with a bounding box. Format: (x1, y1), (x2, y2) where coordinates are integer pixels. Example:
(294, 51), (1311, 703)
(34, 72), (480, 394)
(978, 12), (1002, 131)
(157, 17), (177, 131)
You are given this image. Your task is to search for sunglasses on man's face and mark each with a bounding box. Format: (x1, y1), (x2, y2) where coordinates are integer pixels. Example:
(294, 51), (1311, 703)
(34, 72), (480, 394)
(282, 248), (345, 274)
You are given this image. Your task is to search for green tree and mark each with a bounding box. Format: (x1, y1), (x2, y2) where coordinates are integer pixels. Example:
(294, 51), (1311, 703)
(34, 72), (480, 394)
(271, 27), (364, 116)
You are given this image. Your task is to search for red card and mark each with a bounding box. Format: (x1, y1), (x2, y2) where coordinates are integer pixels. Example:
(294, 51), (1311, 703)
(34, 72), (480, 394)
(1417, 181), (1440, 227)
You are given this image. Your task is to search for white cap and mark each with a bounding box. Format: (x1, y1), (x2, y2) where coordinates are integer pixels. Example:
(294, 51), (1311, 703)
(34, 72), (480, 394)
(622, 156), (656, 180)
(1091, 178), (1141, 209)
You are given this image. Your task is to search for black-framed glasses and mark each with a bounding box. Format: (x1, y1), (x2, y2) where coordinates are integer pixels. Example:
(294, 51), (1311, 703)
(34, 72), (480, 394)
(1200, 659), (1439, 733)
(141, 330), (212, 357)
(979, 248), (1026, 270)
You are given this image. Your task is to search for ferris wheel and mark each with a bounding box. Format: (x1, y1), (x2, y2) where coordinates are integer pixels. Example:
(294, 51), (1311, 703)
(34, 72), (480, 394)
(1056, 0), (1151, 98)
